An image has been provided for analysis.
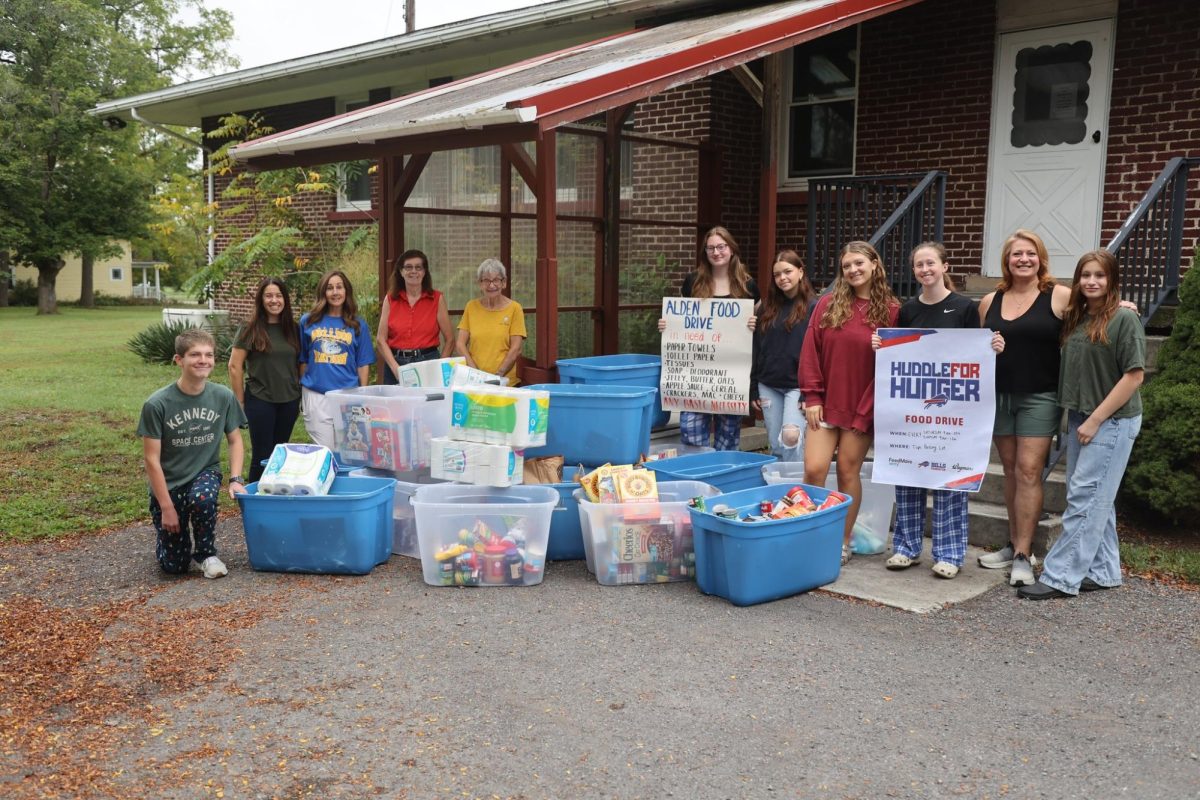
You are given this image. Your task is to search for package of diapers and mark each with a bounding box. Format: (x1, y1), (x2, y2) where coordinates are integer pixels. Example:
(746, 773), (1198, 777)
(396, 357), (464, 388)
(448, 385), (549, 448)
(430, 437), (524, 487)
(257, 443), (336, 496)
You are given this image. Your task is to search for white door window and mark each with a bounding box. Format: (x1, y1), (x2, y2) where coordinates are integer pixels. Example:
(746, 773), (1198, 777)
(983, 19), (1113, 277)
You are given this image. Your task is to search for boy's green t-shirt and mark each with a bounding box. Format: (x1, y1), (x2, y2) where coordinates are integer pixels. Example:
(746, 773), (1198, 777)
(138, 382), (247, 489)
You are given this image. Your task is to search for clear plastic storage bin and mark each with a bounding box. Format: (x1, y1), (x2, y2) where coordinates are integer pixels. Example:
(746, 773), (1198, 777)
(575, 480), (720, 584)
(689, 482), (850, 606)
(412, 484), (558, 587)
(326, 385), (450, 472)
(643, 442), (715, 461)
(546, 465), (586, 561)
(237, 475), (396, 575)
(350, 467), (452, 557)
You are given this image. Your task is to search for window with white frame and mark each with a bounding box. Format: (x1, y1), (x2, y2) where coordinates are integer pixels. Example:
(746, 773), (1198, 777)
(782, 26), (859, 184)
(336, 98), (373, 212)
(109, 267), (124, 281)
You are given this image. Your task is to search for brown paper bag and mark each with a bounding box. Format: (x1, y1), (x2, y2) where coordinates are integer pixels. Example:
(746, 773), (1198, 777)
(523, 455), (564, 484)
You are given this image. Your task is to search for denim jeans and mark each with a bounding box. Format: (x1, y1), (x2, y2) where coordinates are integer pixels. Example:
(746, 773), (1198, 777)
(757, 384), (804, 462)
(243, 391), (300, 482)
(1040, 411), (1142, 594)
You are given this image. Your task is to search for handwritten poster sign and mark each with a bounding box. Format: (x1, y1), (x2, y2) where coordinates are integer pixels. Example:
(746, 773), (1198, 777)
(872, 328), (996, 492)
(659, 297), (754, 415)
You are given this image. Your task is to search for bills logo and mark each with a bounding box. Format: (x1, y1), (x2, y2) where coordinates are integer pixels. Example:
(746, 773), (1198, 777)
(923, 394), (948, 410)
(918, 461), (930, 468)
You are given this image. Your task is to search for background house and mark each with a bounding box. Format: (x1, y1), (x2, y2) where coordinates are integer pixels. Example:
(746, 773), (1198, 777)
(9, 241), (134, 302)
(97, 0), (1199, 373)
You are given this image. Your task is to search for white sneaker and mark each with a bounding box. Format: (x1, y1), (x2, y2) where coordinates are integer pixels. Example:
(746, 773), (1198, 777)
(978, 544), (1039, 569)
(1008, 554), (1035, 587)
(201, 556), (228, 579)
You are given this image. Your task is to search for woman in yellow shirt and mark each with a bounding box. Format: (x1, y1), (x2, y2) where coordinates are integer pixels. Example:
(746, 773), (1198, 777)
(456, 258), (527, 386)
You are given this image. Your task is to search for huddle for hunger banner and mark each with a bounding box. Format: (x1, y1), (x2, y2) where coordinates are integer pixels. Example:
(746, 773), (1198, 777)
(872, 328), (996, 492)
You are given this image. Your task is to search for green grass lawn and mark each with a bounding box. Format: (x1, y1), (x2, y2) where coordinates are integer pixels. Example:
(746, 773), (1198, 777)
(0, 306), (310, 541)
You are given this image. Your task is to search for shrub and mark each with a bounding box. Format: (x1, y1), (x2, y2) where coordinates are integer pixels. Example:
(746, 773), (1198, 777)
(10, 279), (37, 306)
(127, 320), (236, 365)
(1122, 248), (1200, 524)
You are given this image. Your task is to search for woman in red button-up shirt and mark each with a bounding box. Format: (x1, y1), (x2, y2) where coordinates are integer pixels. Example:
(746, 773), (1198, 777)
(376, 249), (456, 384)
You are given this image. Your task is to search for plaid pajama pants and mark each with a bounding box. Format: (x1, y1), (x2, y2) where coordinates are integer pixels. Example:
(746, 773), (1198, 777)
(891, 485), (968, 566)
(679, 411), (742, 451)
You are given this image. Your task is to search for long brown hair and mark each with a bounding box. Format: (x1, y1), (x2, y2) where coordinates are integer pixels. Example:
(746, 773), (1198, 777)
(757, 250), (813, 331)
(998, 229), (1055, 293)
(1062, 249), (1121, 345)
(308, 269), (362, 333)
(820, 241), (898, 328)
(689, 226), (754, 299)
(243, 276), (300, 353)
(387, 249), (432, 300)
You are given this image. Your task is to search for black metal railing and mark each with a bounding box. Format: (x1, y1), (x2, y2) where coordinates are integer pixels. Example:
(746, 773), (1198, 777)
(807, 171), (947, 294)
(1106, 156), (1199, 324)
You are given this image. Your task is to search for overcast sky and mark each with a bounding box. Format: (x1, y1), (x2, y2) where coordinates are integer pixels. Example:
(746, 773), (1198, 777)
(193, 0), (557, 76)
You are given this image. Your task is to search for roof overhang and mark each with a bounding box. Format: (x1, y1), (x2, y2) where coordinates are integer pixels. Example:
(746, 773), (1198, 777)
(231, 0), (921, 170)
(91, 0), (713, 127)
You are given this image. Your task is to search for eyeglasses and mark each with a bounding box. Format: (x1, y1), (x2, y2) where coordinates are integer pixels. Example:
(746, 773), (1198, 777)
(479, 277), (505, 286)
(705, 243), (729, 254)
(401, 264), (425, 272)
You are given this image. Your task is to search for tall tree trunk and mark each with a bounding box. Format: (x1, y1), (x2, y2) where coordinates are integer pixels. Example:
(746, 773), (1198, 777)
(0, 251), (10, 308)
(35, 257), (64, 315)
(80, 252), (95, 308)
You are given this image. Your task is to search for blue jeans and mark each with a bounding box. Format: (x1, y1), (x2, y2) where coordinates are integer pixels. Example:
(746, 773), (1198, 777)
(1040, 412), (1141, 594)
(757, 384), (804, 462)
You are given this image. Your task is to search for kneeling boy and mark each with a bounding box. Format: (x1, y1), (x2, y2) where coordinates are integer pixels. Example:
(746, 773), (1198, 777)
(138, 328), (248, 577)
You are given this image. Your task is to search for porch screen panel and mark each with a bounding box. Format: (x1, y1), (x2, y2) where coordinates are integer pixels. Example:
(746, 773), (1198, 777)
(402, 212), (501, 311)
(507, 134), (601, 217)
(626, 140), (700, 223)
(508, 217), (597, 360)
(619, 225), (698, 356)
(406, 147), (501, 212)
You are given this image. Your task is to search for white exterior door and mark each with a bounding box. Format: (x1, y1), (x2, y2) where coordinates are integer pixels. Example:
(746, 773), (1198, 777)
(983, 19), (1114, 277)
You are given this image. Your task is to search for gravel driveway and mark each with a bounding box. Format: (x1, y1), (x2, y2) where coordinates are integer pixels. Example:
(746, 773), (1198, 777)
(2, 517), (1197, 800)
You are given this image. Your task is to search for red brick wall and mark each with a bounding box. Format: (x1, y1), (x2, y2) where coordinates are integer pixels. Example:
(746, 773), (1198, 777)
(1102, 0), (1200, 272)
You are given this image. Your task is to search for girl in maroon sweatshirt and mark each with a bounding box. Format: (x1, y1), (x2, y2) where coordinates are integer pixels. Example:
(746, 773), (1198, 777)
(800, 241), (899, 565)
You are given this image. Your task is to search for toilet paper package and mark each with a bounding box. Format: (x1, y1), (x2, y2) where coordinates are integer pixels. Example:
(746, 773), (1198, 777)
(257, 444), (336, 496)
(396, 357), (465, 388)
(449, 364), (505, 386)
(430, 437), (524, 487)
(449, 386), (549, 448)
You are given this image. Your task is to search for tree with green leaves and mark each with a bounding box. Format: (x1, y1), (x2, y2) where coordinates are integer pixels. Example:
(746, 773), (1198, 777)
(0, 0), (234, 314)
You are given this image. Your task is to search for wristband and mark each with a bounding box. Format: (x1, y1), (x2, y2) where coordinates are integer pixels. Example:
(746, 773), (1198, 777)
(229, 476), (244, 485)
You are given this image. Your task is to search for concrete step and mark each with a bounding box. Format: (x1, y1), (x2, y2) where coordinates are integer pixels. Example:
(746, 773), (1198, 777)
(975, 463), (1067, 513)
(937, 499), (1062, 553)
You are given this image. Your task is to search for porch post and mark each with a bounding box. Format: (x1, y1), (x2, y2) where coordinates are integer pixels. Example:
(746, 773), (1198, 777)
(757, 52), (783, 286)
(602, 105), (634, 354)
(378, 156), (399, 303)
(529, 129), (559, 381)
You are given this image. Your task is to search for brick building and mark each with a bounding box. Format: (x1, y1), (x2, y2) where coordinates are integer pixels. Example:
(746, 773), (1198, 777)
(98, 0), (1199, 376)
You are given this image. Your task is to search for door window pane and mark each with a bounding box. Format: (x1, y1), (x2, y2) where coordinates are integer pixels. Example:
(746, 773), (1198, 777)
(789, 101), (855, 177)
(786, 26), (858, 179)
(1011, 41), (1092, 147)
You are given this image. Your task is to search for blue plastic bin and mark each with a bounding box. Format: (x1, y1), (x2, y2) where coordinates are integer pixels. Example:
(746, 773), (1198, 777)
(237, 476), (397, 575)
(644, 451), (776, 493)
(546, 465), (587, 560)
(556, 354), (670, 430)
(689, 482), (851, 606)
(523, 384), (657, 465)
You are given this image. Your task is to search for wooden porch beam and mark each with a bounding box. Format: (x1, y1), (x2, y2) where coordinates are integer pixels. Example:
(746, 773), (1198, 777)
(731, 64), (764, 107)
(392, 152), (431, 208)
(602, 103), (635, 354)
(501, 142), (538, 199)
(532, 129), (559, 377)
(757, 52), (783, 283)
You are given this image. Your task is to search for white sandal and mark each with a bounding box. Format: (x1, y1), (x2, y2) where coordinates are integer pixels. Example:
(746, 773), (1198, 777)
(841, 544), (852, 566)
(885, 553), (918, 570)
(931, 561), (960, 579)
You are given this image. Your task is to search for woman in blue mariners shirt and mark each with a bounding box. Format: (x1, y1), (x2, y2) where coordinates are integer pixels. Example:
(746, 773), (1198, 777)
(298, 269), (375, 450)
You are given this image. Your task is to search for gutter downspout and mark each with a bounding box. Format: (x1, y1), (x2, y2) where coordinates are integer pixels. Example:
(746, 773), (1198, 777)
(130, 108), (217, 310)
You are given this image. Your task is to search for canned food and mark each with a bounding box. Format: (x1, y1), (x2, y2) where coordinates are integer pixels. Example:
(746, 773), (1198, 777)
(759, 500), (774, 515)
(688, 496), (707, 512)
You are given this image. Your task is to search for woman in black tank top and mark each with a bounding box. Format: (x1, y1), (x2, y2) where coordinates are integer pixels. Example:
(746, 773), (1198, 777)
(976, 230), (1072, 586)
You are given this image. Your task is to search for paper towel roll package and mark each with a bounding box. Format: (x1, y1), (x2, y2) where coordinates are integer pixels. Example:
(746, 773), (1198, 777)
(448, 385), (549, 448)
(449, 364), (505, 386)
(396, 357), (464, 388)
(257, 443), (336, 496)
(430, 437), (524, 487)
